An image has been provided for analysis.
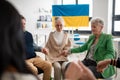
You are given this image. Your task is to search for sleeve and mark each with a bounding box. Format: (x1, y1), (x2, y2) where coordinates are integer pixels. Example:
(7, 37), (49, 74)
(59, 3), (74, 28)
(63, 35), (72, 50)
(103, 35), (115, 59)
(71, 43), (88, 53)
(33, 43), (42, 52)
(70, 35), (92, 53)
(45, 32), (51, 49)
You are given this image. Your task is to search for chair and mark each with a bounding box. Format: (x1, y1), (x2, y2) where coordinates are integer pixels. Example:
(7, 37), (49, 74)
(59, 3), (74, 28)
(73, 33), (85, 46)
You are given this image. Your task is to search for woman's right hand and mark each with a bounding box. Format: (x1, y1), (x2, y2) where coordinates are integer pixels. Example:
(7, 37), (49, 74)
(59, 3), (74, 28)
(56, 50), (68, 57)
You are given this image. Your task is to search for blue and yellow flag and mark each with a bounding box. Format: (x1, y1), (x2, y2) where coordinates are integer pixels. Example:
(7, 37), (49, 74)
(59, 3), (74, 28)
(52, 5), (89, 27)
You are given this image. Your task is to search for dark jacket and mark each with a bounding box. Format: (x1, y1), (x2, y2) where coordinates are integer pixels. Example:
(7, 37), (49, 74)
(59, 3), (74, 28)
(24, 31), (41, 59)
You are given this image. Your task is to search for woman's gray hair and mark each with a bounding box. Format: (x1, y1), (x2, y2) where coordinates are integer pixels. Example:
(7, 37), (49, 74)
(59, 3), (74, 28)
(55, 16), (64, 25)
(91, 17), (104, 26)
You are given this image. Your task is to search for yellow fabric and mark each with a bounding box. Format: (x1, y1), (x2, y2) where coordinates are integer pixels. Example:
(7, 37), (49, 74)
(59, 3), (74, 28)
(52, 16), (89, 27)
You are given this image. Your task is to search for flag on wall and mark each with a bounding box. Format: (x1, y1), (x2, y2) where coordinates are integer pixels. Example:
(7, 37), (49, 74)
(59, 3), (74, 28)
(52, 5), (89, 27)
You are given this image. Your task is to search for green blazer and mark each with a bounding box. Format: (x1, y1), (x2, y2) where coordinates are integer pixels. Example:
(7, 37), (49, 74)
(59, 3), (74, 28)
(71, 33), (115, 78)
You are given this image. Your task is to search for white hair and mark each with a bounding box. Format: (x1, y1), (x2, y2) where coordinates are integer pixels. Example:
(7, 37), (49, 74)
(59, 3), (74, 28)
(91, 17), (104, 26)
(55, 16), (64, 25)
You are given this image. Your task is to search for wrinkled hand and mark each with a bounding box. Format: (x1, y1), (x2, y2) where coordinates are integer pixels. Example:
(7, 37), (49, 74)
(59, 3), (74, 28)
(41, 48), (49, 55)
(56, 50), (68, 57)
(65, 60), (96, 80)
(96, 59), (111, 73)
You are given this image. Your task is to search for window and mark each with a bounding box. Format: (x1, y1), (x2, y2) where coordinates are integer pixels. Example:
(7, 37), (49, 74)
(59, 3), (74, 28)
(112, 0), (120, 36)
(63, 0), (76, 4)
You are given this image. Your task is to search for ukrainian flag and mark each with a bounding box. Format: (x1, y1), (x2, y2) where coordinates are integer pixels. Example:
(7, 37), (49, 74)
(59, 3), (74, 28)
(52, 5), (89, 27)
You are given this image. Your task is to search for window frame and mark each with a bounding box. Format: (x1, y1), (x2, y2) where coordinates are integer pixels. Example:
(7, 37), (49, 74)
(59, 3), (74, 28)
(112, 0), (120, 36)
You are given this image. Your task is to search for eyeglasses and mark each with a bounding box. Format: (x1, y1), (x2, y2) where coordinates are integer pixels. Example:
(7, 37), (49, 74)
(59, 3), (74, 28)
(55, 24), (63, 27)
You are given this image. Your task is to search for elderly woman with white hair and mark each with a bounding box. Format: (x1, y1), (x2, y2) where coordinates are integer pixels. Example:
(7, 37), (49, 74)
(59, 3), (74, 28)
(60, 17), (115, 79)
(45, 17), (71, 80)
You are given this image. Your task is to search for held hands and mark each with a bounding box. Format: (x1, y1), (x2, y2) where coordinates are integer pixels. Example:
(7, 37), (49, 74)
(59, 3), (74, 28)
(65, 60), (96, 80)
(96, 59), (111, 73)
(41, 48), (49, 55)
(56, 50), (68, 57)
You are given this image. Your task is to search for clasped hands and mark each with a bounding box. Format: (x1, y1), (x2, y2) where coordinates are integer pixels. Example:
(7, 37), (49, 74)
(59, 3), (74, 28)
(41, 48), (109, 74)
(41, 48), (49, 55)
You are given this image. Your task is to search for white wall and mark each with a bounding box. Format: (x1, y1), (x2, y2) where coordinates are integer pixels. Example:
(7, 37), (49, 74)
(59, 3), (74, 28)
(107, 0), (113, 34)
(8, 0), (53, 35)
(93, 0), (113, 34)
(8, 0), (113, 34)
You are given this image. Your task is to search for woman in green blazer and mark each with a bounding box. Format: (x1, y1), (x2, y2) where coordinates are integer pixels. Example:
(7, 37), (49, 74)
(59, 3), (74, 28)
(60, 17), (115, 79)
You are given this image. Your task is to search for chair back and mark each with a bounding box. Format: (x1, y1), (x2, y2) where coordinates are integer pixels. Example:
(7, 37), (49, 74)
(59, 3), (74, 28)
(73, 33), (85, 45)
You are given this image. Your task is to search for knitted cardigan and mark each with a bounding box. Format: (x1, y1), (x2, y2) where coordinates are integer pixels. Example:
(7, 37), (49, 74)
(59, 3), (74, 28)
(45, 31), (71, 63)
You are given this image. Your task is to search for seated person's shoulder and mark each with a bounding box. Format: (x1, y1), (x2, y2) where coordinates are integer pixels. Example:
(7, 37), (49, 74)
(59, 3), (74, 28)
(49, 31), (54, 35)
(24, 31), (33, 37)
(25, 31), (31, 34)
(88, 34), (94, 39)
(64, 32), (69, 36)
(104, 33), (112, 39)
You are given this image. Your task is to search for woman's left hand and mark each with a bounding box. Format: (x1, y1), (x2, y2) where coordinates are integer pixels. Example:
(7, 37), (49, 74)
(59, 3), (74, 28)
(96, 59), (111, 73)
(41, 48), (49, 55)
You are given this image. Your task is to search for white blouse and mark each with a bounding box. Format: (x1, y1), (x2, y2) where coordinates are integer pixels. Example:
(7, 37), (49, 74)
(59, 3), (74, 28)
(53, 31), (64, 45)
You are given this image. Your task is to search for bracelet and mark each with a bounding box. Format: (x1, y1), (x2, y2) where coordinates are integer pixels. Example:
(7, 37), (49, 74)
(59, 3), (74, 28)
(113, 59), (116, 66)
(110, 59), (113, 65)
(110, 59), (116, 66)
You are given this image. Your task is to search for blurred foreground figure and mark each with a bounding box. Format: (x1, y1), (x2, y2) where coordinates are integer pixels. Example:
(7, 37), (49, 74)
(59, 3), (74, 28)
(0, 0), (38, 80)
(65, 60), (96, 80)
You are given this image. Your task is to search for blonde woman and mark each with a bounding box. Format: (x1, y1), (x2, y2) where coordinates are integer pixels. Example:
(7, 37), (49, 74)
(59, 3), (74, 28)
(45, 17), (71, 80)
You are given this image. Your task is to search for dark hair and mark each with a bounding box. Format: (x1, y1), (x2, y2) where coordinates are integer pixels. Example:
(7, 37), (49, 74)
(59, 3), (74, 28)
(21, 15), (26, 21)
(0, 0), (28, 76)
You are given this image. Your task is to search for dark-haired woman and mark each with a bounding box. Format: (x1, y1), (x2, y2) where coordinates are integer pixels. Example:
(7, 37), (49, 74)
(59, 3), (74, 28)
(0, 0), (38, 80)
